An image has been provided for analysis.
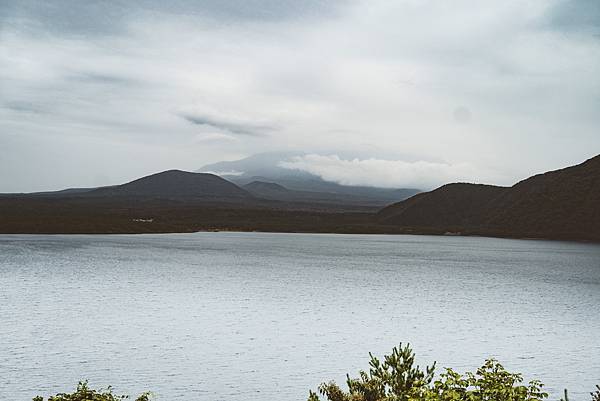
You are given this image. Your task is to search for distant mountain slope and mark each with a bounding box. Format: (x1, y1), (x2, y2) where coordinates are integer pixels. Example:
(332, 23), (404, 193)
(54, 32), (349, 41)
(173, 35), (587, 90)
(483, 154), (600, 238)
(1, 156), (599, 240)
(242, 180), (398, 207)
(89, 170), (252, 201)
(237, 175), (420, 203)
(22, 187), (98, 197)
(243, 180), (289, 194)
(378, 184), (507, 228)
(378, 155), (600, 241)
(199, 152), (421, 204)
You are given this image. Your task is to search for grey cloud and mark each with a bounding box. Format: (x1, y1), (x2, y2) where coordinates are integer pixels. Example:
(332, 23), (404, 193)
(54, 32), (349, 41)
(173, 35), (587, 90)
(0, 0), (348, 37)
(0, 0), (599, 192)
(167, 0), (348, 22)
(2, 101), (46, 114)
(181, 113), (275, 137)
(66, 72), (138, 86)
(545, 0), (600, 36)
(0, 1), (132, 36)
(279, 154), (492, 190)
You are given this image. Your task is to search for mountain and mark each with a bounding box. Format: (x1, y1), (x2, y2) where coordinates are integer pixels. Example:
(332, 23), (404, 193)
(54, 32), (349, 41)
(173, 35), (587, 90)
(237, 175), (420, 204)
(378, 184), (506, 228)
(482, 154), (600, 239)
(22, 187), (98, 197)
(88, 170), (252, 201)
(378, 155), (600, 241)
(2, 168), (392, 212)
(242, 180), (393, 207)
(0, 169), (375, 234)
(2, 155), (598, 241)
(243, 180), (290, 195)
(198, 152), (420, 205)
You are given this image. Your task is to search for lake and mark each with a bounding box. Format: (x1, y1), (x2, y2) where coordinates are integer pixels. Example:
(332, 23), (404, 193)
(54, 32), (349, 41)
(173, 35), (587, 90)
(1, 232), (599, 400)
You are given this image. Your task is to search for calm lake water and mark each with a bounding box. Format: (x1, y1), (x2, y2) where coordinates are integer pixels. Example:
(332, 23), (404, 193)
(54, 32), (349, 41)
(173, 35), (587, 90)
(1, 232), (599, 400)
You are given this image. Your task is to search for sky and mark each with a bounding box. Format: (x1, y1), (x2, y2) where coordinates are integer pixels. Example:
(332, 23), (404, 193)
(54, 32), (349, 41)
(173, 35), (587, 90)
(1, 0), (599, 192)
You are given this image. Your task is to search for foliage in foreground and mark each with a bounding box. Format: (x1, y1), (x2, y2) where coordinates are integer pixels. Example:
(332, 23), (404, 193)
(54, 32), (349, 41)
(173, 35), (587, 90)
(29, 347), (600, 401)
(308, 343), (596, 401)
(33, 381), (151, 401)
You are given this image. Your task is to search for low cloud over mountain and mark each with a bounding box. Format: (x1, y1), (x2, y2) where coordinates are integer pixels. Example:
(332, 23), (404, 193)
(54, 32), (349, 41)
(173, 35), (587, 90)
(279, 154), (489, 190)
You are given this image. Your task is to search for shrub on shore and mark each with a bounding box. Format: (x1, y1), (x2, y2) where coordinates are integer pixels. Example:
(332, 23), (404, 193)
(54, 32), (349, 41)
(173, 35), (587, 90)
(591, 385), (600, 401)
(33, 381), (150, 401)
(308, 343), (595, 401)
(31, 346), (599, 401)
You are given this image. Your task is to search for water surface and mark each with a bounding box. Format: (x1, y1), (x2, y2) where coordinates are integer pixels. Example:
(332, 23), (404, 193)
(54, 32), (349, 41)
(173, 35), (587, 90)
(1, 233), (599, 400)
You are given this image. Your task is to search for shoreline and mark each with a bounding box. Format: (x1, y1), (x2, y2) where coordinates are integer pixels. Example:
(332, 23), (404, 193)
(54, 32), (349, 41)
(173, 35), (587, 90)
(1, 227), (598, 245)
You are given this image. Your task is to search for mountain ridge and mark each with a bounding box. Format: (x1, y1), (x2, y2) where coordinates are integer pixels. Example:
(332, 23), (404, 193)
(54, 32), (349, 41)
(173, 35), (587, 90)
(378, 154), (600, 241)
(1, 154), (598, 242)
(87, 169), (253, 201)
(198, 152), (421, 204)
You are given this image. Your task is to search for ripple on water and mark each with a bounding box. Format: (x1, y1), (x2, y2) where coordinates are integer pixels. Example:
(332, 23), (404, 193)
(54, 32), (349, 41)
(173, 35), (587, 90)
(1, 233), (599, 400)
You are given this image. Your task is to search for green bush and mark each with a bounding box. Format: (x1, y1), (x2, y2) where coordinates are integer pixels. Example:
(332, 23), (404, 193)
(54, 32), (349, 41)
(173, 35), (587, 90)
(591, 385), (600, 401)
(308, 343), (595, 401)
(33, 381), (151, 401)
(28, 348), (599, 401)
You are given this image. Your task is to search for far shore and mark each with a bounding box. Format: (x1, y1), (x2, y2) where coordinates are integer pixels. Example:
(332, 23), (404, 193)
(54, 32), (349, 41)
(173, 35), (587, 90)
(2, 225), (598, 245)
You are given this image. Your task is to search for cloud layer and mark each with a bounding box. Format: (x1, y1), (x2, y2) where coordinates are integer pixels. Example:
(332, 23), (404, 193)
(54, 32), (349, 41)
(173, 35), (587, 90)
(1, 0), (599, 191)
(280, 154), (489, 190)
(181, 112), (275, 137)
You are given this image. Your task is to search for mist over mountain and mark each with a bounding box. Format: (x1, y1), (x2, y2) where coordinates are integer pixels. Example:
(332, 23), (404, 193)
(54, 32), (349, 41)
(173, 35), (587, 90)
(199, 152), (309, 179)
(199, 152), (421, 205)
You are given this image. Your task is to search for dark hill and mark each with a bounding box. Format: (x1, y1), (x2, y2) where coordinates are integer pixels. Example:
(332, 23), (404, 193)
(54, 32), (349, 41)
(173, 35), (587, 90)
(378, 183), (507, 228)
(89, 170), (253, 201)
(2, 156), (598, 240)
(243, 181), (289, 194)
(378, 155), (600, 241)
(483, 154), (600, 239)
(234, 174), (420, 205)
(243, 180), (394, 208)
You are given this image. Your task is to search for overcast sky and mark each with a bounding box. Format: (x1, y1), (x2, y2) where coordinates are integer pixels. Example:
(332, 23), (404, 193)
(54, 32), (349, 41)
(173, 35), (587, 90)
(1, 0), (599, 192)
